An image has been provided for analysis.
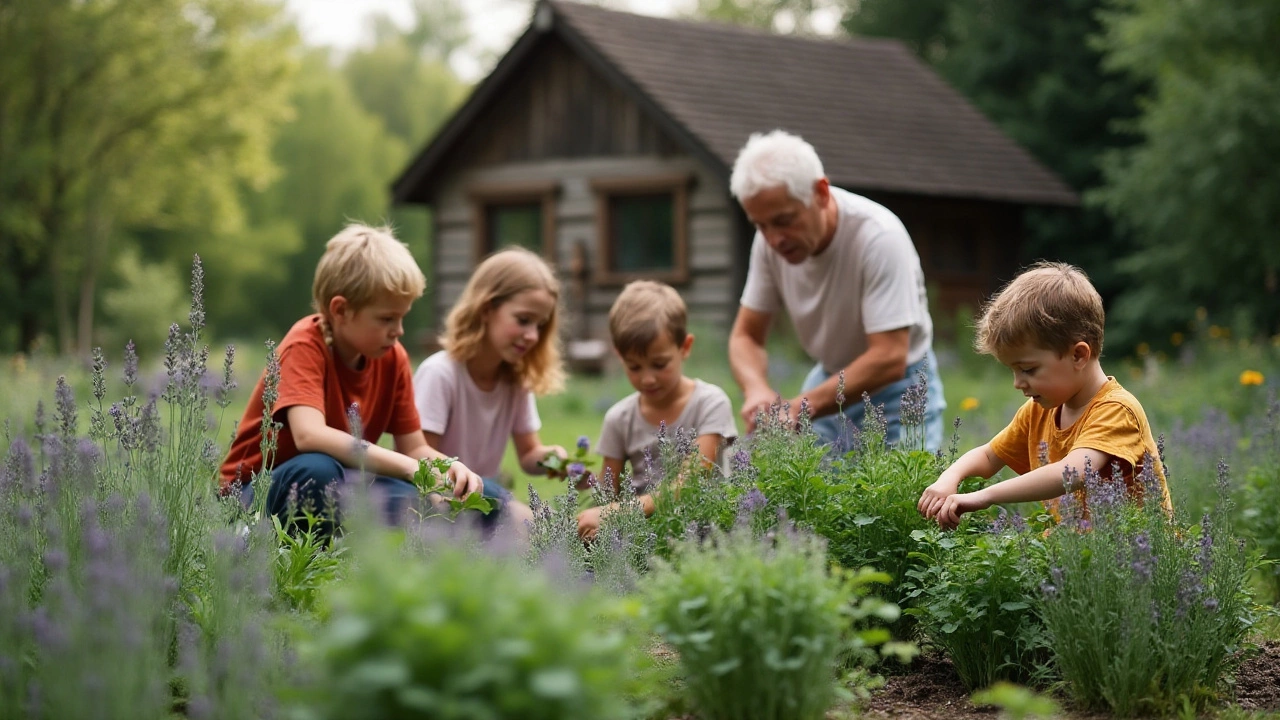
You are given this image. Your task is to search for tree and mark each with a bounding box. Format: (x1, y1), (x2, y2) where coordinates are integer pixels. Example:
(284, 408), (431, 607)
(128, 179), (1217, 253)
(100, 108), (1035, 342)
(1093, 0), (1280, 343)
(685, 0), (839, 33)
(0, 0), (296, 354)
(846, 1), (1145, 341)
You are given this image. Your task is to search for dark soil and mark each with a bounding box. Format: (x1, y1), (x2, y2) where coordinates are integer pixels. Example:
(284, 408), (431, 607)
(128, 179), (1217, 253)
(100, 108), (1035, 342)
(1232, 640), (1280, 712)
(860, 640), (1280, 719)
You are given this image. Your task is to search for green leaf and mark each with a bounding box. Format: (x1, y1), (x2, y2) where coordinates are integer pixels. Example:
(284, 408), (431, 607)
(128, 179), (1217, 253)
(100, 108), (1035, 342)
(530, 668), (580, 698)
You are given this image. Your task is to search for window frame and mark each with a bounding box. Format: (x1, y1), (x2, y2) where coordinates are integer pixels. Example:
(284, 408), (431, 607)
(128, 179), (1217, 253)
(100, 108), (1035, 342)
(590, 173), (691, 286)
(467, 180), (560, 264)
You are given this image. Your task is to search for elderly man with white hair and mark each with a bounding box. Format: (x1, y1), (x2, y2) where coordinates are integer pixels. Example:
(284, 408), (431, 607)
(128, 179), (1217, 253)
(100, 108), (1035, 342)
(728, 129), (945, 450)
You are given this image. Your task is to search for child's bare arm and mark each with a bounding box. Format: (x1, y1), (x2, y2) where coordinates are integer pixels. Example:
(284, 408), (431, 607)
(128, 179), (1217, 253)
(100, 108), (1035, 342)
(512, 431), (566, 476)
(918, 443), (1005, 519)
(288, 405), (421, 481)
(934, 446), (1113, 529)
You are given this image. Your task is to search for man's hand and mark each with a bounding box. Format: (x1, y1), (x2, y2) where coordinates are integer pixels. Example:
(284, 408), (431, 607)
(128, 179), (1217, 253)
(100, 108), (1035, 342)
(445, 461), (483, 499)
(918, 476), (962, 519)
(741, 388), (780, 434)
(935, 490), (992, 530)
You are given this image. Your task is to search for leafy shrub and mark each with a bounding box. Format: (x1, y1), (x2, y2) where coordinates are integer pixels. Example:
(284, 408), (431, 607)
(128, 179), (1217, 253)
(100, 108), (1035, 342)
(644, 524), (899, 720)
(299, 519), (645, 720)
(1040, 460), (1257, 716)
(1240, 392), (1280, 599)
(904, 517), (1053, 690)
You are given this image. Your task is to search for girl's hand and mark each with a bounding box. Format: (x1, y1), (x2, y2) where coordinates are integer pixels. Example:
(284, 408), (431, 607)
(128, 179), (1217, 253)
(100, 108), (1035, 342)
(542, 445), (569, 478)
(445, 461), (483, 499)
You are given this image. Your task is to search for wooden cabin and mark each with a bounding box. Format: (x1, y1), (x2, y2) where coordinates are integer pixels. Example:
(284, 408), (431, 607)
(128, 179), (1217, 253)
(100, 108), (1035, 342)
(392, 0), (1077, 351)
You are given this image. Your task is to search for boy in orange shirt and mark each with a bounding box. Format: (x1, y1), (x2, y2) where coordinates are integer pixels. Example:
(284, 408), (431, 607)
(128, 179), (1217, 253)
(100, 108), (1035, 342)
(918, 262), (1171, 529)
(221, 224), (484, 527)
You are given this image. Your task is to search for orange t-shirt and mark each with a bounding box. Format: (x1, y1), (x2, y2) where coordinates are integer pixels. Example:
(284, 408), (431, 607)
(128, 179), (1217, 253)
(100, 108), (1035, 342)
(219, 315), (421, 491)
(989, 377), (1172, 513)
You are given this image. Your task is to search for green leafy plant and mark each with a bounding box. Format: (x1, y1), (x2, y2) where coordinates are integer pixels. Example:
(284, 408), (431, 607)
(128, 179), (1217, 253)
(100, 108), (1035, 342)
(412, 456), (493, 517)
(645, 524), (900, 720)
(903, 519), (1054, 690)
(299, 522), (646, 720)
(971, 682), (1060, 720)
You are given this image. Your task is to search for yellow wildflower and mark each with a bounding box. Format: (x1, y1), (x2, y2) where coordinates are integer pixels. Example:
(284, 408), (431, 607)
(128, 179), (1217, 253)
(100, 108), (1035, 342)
(1171, 332), (1183, 346)
(1136, 342), (1150, 356)
(961, 397), (980, 411)
(1196, 307), (1208, 321)
(10, 354), (26, 376)
(1209, 325), (1223, 339)
(1240, 370), (1265, 386)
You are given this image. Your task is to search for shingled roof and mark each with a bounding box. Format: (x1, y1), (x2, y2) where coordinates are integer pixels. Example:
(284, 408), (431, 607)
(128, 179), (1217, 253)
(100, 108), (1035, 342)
(394, 0), (1078, 207)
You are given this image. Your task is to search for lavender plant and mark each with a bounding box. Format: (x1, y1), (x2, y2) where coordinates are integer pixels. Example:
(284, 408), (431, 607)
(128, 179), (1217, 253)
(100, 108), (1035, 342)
(647, 424), (740, 554)
(645, 524), (899, 720)
(585, 468), (656, 595)
(525, 482), (589, 576)
(1040, 458), (1256, 715)
(903, 517), (1054, 691)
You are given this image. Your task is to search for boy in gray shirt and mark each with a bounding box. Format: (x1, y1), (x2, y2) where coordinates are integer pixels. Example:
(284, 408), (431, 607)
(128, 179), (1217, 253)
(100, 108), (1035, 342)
(576, 281), (738, 539)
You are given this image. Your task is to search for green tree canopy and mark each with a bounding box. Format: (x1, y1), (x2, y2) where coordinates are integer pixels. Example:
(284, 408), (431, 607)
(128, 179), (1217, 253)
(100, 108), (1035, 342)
(1093, 0), (1280, 342)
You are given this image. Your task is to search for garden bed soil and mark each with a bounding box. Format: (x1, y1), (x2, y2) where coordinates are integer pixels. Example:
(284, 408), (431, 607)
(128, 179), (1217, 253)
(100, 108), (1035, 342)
(860, 641), (1280, 719)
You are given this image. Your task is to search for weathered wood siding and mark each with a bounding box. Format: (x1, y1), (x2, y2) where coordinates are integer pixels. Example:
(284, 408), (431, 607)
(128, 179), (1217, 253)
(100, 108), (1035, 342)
(433, 156), (735, 339)
(423, 34), (737, 341)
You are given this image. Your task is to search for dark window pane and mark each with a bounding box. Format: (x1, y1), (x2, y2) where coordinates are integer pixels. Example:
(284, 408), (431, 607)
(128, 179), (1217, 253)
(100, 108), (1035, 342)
(609, 193), (673, 272)
(486, 203), (542, 253)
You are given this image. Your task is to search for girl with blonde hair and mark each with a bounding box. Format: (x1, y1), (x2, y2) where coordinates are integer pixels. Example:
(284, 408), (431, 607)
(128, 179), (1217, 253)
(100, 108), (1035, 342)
(413, 247), (569, 526)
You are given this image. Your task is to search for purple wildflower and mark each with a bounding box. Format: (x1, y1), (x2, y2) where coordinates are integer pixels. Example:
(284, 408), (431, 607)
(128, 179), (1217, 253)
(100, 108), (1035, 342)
(1130, 532), (1155, 582)
(261, 340), (281, 410)
(567, 462), (586, 477)
(836, 370), (846, 407)
(1203, 596), (1219, 612)
(346, 402), (363, 439)
(901, 369), (928, 428)
(123, 340), (139, 389)
(576, 435), (590, 452)
(54, 376), (77, 441)
(656, 420), (667, 443)
(674, 427), (694, 458)
(1037, 441), (1050, 468)
(739, 487), (768, 515)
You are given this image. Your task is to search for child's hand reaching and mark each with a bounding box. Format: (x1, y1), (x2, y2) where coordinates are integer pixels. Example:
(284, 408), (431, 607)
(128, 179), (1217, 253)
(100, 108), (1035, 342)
(934, 490), (992, 530)
(539, 445), (569, 477)
(444, 461), (483, 499)
(917, 477), (961, 520)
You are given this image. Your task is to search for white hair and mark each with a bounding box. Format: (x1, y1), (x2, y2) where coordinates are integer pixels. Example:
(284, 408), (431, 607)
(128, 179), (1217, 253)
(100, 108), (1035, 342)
(729, 130), (826, 205)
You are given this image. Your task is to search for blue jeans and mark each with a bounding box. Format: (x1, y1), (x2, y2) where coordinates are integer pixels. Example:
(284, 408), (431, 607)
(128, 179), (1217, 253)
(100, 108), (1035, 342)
(802, 349), (946, 452)
(254, 453), (509, 533)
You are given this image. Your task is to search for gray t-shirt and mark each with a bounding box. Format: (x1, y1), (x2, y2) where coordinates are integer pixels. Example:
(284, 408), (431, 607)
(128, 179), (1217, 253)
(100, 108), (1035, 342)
(597, 379), (738, 493)
(413, 350), (540, 478)
(740, 186), (933, 373)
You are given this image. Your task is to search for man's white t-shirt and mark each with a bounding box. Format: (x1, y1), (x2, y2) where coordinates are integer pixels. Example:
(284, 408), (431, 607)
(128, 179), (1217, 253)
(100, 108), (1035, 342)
(413, 350), (540, 478)
(739, 187), (933, 374)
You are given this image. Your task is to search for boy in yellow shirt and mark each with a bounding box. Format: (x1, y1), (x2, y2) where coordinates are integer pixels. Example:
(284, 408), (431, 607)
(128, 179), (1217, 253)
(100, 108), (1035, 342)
(918, 262), (1171, 529)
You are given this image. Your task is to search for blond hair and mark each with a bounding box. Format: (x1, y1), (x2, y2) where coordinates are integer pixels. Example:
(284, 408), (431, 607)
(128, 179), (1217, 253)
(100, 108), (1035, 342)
(312, 223), (425, 316)
(976, 261), (1105, 359)
(608, 280), (688, 358)
(442, 248), (564, 395)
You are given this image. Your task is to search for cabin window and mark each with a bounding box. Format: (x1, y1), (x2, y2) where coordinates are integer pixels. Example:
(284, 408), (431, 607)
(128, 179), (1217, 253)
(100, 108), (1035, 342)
(468, 181), (559, 262)
(592, 174), (691, 285)
(929, 219), (982, 276)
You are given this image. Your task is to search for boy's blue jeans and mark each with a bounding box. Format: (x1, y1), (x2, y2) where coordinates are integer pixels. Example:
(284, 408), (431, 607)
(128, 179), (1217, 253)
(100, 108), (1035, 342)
(800, 349), (946, 453)
(249, 453), (510, 532)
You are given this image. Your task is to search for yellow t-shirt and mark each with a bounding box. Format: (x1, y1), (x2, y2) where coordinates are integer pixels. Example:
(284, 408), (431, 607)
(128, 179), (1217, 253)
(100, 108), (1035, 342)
(989, 377), (1172, 514)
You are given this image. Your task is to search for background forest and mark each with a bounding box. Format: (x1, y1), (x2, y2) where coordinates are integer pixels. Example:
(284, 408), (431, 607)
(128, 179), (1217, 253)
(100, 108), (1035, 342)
(2, 0), (1278, 358)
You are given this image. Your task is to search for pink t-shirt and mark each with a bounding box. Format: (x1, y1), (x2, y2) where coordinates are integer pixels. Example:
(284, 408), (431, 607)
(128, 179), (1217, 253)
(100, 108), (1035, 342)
(412, 351), (540, 478)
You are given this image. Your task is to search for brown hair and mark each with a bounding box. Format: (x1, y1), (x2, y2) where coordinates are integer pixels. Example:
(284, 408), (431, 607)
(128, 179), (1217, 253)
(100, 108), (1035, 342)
(312, 223), (426, 315)
(608, 280), (688, 358)
(975, 261), (1105, 358)
(442, 247), (564, 395)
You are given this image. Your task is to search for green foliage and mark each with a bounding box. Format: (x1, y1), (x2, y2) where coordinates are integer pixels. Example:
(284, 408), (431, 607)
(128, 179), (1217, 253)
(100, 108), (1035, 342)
(847, 0), (1143, 326)
(586, 473), (655, 596)
(970, 682), (1060, 720)
(270, 512), (347, 614)
(412, 457), (494, 518)
(1040, 463), (1258, 715)
(298, 523), (644, 720)
(904, 522), (1054, 690)
(1240, 395), (1280, 599)
(645, 525), (896, 720)
(99, 248), (187, 358)
(1094, 0), (1280, 344)
(0, 0), (296, 353)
